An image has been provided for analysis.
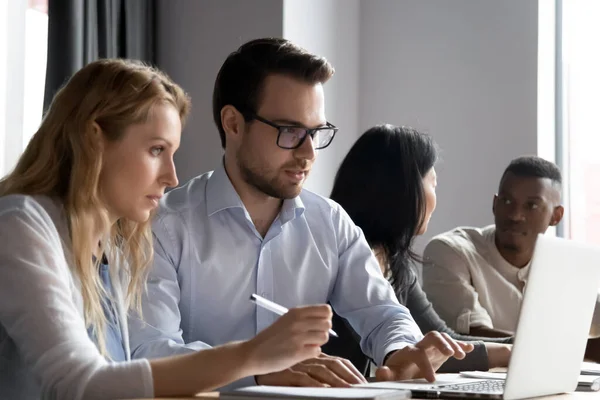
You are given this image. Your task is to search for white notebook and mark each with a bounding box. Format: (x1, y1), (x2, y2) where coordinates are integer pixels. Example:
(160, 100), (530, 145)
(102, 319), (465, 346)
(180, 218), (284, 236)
(220, 385), (410, 400)
(582, 361), (600, 375)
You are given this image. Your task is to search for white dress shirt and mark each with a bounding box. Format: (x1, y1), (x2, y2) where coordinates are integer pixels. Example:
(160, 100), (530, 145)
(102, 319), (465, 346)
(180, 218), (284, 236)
(128, 163), (423, 389)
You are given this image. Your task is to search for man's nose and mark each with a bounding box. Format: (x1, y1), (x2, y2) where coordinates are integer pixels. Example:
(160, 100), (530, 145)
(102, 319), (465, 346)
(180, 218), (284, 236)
(507, 205), (526, 221)
(294, 132), (317, 161)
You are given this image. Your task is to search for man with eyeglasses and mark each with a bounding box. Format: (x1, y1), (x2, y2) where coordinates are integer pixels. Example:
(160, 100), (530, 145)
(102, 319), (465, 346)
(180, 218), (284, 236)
(128, 38), (473, 390)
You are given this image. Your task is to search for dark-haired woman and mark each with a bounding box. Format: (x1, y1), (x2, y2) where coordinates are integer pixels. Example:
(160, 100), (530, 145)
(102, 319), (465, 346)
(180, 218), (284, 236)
(323, 124), (512, 375)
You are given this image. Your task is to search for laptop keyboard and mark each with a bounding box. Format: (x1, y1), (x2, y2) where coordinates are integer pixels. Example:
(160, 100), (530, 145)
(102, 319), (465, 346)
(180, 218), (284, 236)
(440, 379), (505, 394)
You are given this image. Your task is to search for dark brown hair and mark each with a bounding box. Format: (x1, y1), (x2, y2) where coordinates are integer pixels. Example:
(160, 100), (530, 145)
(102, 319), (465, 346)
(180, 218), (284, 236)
(212, 37), (334, 148)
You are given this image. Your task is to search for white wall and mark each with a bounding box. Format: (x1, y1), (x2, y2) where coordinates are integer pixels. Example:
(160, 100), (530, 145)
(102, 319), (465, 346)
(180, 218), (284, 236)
(156, 0), (283, 184)
(283, 0), (361, 196)
(156, 0), (360, 195)
(359, 0), (539, 252)
(157, 1), (540, 248)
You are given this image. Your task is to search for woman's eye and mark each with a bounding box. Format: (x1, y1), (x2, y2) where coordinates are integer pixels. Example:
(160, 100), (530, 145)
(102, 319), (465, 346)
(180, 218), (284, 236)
(150, 146), (164, 156)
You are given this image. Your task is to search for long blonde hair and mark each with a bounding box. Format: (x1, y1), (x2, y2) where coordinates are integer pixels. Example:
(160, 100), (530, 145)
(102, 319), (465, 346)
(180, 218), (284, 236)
(0, 59), (190, 356)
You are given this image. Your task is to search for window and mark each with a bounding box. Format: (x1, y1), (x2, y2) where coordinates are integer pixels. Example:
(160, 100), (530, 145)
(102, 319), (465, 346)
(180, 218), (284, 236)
(23, 0), (48, 148)
(0, 0), (47, 177)
(558, 0), (600, 245)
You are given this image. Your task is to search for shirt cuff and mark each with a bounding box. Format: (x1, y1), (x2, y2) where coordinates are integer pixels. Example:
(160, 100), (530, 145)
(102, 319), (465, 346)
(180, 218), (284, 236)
(457, 309), (493, 333)
(437, 341), (489, 373)
(139, 358), (155, 397)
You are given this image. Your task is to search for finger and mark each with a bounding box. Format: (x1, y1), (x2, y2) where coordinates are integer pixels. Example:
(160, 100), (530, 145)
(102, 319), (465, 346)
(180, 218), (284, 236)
(303, 317), (333, 334)
(338, 357), (368, 384)
(297, 345), (323, 362)
(459, 341), (475, 353)
(417, 332), (454, 357)
(288, 370), (328, 387)
(288, 316), (331, 338)
(375, 366), (394, 382)
(285, 331), (329, 350)
(297, 330), (329, 347)
(295, 363), (351, 387)
(439, 332), (465, 360)
(411, 348), (437, 382)
(290, 304), (333, 319)
(319, 357), (366, 385)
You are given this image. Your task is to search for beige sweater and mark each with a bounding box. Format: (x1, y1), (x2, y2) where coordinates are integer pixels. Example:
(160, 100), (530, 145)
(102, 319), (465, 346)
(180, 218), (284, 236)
(422, 225), (600, 336)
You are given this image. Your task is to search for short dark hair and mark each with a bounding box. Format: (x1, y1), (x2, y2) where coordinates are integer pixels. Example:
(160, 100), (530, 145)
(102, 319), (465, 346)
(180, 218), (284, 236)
(212, 37), (335, 148)
(501, 156), (562, 188)
(330, 124), (438, 293)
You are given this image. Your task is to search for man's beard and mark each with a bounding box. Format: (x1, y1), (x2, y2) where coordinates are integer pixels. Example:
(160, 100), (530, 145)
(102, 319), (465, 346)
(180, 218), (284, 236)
(238, 155), (308, 200)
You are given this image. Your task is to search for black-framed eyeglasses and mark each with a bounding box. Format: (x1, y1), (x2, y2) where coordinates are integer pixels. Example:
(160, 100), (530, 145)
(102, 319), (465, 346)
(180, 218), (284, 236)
(249, 114), (338, 150)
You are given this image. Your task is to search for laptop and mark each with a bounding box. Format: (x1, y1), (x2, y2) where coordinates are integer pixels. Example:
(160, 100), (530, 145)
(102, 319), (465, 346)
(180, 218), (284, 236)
(361, 234), (600, 399)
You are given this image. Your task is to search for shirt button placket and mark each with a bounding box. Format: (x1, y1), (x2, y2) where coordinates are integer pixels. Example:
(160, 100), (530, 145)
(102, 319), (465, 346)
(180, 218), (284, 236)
(255, 243), (275, 333)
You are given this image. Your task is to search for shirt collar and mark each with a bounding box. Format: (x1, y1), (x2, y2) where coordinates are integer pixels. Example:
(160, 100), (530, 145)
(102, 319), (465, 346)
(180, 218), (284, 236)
(280, 194), (305, 224)
(206, 160), (306, 222)
(517, 262), (531, 283)
(206, 161), (246, 216)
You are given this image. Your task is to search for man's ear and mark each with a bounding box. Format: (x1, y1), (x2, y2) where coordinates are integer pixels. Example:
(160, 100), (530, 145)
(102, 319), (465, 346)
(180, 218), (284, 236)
(492, 194), (499, 216)
(550, 205), (565, 226)
(221, 105), (246, 146)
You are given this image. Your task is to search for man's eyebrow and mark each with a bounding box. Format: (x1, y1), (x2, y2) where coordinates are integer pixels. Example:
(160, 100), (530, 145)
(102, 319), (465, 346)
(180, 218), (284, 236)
(498, 192), (546, 202)
(272, 118), (328, 129)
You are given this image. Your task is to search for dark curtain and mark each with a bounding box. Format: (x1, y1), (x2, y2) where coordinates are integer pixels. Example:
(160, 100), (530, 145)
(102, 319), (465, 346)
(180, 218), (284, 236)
(43, 0), (156, 111)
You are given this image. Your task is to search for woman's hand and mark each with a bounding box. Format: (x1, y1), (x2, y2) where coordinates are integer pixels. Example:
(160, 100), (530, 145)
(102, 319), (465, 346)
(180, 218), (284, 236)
(243, 304), (333, 376)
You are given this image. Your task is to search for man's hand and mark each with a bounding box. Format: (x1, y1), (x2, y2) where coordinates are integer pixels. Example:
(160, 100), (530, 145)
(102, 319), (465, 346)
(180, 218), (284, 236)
(469, 326), (513, 338)
(376, 331), (474, 382)
(485, 343), (512, 368)
(256, 353), (368, 387)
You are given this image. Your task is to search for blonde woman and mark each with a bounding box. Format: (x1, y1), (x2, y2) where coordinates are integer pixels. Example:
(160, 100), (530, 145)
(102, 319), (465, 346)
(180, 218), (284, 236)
(0, 59), (332, 400)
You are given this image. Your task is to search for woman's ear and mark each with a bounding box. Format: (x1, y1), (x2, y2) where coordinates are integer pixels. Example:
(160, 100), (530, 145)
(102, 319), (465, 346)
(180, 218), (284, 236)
(91, 121), (104, 150)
